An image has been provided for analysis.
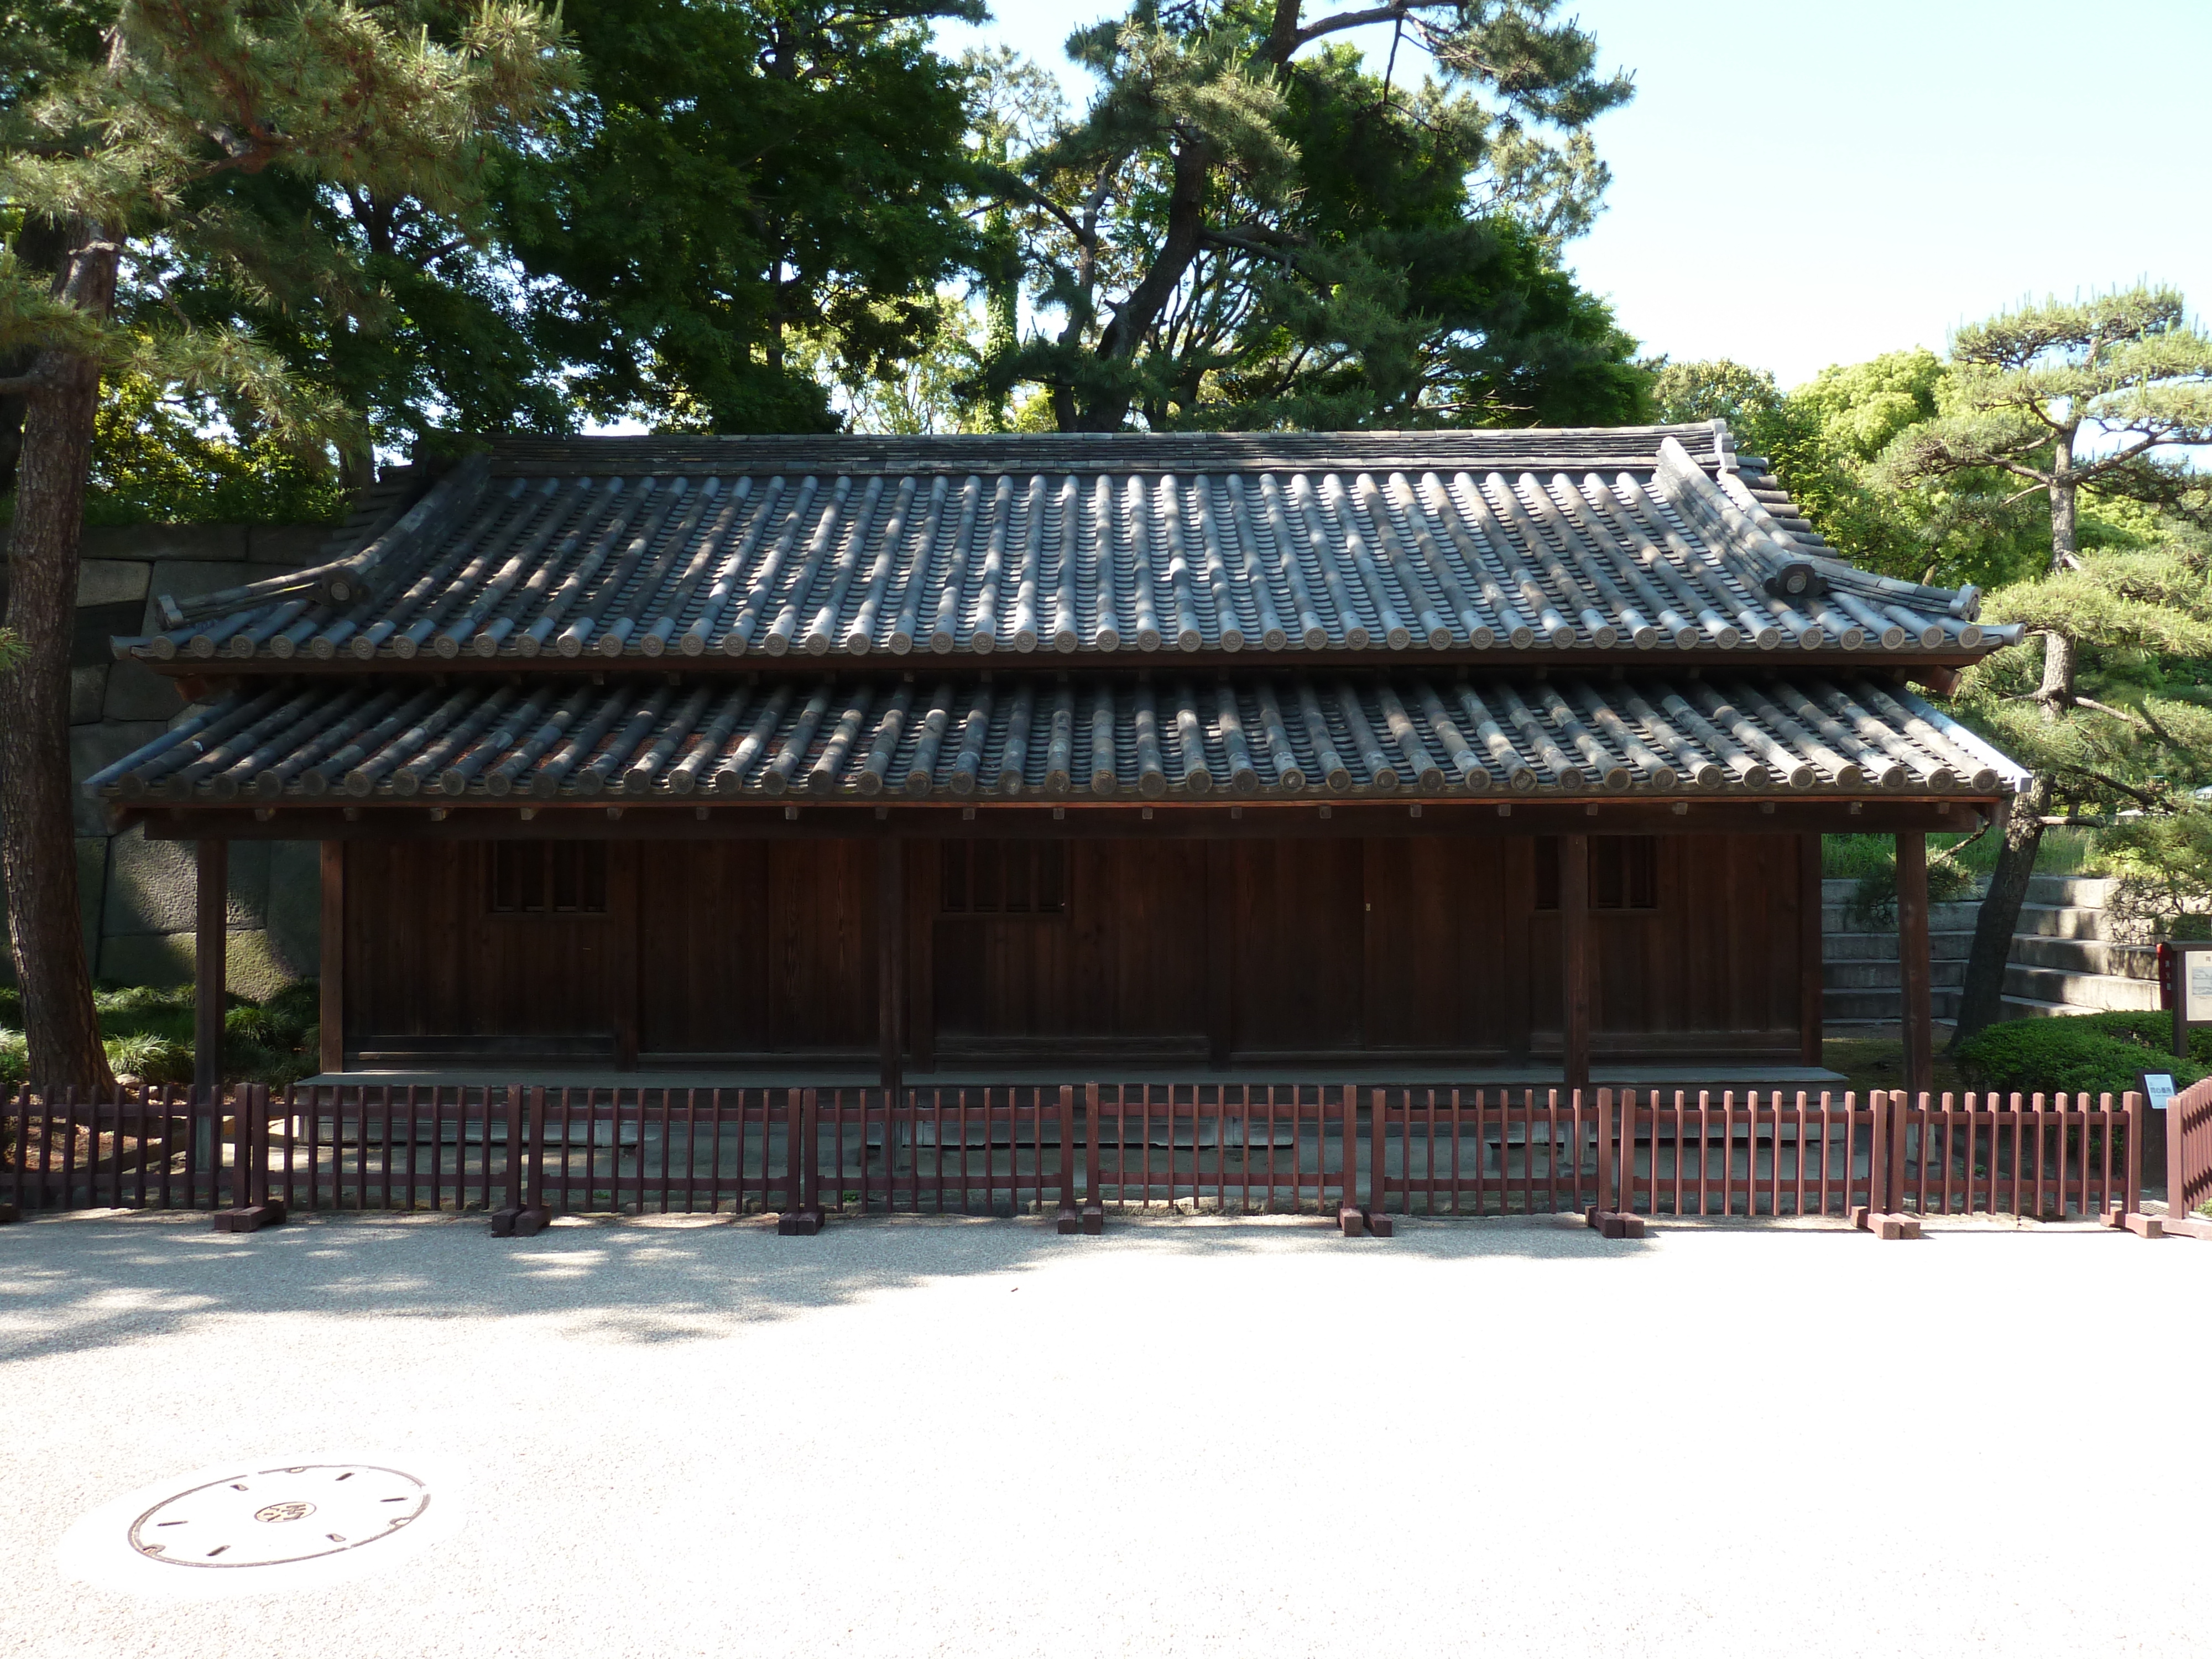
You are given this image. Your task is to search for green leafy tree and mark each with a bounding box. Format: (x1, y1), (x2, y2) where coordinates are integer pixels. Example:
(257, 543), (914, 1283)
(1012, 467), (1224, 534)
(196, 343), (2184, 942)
(1881, 289), (2212, 1042)
(0, 0), (570, 1091)
(979, 1), (1645, 434)
(497, 0), (985, 435)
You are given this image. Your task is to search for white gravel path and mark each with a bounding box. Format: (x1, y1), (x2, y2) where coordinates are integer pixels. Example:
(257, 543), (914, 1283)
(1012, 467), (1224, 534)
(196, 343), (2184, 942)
(3, 1210), (2209, 1658)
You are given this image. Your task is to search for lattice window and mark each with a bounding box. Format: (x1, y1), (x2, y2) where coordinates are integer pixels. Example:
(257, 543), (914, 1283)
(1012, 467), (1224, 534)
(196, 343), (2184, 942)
(1533, 837), (1659, 912)
(941, 840), (1068, 916)
(489, 842), (609, 916)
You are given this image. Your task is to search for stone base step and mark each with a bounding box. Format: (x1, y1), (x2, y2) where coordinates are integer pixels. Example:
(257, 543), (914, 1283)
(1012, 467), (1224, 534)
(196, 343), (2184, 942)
(1825, 961), (1968, 992)
(1824, 930), (1975, 963)
(2010, 933), (2160, 980)
(2003, 963), (2162, 1013)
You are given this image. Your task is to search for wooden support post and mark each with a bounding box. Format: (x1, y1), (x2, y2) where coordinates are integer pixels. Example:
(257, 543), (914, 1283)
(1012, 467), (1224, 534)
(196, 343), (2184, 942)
(1561, 832), (1592, 1095)
(319, 841), (345, 1076)
(1206, 842), (1233, 1068)
(610, 842), (639, 1070)
(1799, 833), (1825, 1067)
(194, 838), (227, 1094)
(1896, 830), (1933, 1102)
(878, 837), (904, 1095)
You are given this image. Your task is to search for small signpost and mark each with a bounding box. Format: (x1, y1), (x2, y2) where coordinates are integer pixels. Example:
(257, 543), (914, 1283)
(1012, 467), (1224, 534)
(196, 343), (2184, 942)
(2160, 938), (2212, 1057)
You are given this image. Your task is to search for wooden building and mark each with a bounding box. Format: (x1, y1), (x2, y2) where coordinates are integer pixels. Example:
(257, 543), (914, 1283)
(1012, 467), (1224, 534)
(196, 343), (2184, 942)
(89, 425), (2028, 1091)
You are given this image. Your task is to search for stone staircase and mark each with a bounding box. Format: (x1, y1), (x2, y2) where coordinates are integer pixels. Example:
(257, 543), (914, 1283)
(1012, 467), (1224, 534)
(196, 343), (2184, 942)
(1822, 874), (2162, 1030)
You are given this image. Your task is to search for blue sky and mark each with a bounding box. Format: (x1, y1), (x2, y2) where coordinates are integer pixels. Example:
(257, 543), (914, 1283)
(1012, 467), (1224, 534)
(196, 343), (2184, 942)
(938, 1), (2212, 389)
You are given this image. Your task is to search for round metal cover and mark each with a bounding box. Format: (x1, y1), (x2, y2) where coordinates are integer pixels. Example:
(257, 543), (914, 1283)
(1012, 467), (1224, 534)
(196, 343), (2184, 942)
(59, 1452), (462, 1600)
(129, 1464), (430, 1569)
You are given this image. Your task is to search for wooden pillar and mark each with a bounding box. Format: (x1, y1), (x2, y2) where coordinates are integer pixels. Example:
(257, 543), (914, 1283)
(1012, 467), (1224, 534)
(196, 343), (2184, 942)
(609, 841), (639, 1070)
(194, 838), (227, 1094)
(1206, 842), (1233, 1068)
(318, 841), (345, 1076)
(878, 837), (904, 1094)
(1896, 830), (1932, 1100)
(1799, 833), (1825, 1066)
(1561, 832), (1592, 1095)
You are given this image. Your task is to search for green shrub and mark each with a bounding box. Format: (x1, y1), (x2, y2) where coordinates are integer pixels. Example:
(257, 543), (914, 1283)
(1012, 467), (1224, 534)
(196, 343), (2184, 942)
(104, 1031), (194, 1086)
(0, 981), (318, 1086)
(2065, 1009), (2212, 1066)
(1955, 1016), (2209, 1098)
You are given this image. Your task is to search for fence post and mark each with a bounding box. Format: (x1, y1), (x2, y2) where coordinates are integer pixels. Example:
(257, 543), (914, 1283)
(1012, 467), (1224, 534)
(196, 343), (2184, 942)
(1363, 1087), (1394, 1238)
(1081, 1084), (1104, 1234)
(1338, 1084), (1364, 1237)
(491, 1083), (550, 1237)
(3, 1088), (21, 1222)
(1056, 1086), (1080, 1234)
(1857, 1091), (1921, 1240)
(779, 1087), (822, 1235)
(1859, 1091), (1889, 1230)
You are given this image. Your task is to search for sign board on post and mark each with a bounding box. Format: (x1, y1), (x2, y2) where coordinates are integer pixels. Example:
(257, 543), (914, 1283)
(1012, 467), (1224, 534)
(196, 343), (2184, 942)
(2161, 939), (2212, 1059)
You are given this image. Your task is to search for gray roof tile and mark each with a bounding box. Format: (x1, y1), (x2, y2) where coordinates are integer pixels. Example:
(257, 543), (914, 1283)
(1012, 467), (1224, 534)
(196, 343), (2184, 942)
(131, 426), (2010, 668)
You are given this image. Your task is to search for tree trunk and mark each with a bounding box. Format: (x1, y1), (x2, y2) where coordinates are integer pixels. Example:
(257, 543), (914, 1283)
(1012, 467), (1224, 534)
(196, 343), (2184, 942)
(0, 234), (119, 1093)
(1080, 137), (1215, 432)
(1949, 773), (2048, 1047)
(2047, 432), (2080, 572)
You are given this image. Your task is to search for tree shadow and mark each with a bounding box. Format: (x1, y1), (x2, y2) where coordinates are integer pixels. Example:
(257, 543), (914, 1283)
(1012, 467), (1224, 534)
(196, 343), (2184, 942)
(0, 1209), (1642, 1365)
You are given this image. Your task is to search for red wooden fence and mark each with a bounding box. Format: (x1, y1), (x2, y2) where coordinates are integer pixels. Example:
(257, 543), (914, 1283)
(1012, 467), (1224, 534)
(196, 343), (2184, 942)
(0, 1082), (2158, 1233)
(2159, 1076), (2212, 1239)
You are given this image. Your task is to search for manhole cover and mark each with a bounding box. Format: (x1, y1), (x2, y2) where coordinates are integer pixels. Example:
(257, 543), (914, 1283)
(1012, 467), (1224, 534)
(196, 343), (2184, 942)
(59, 1453), (461, 1599)
(129, 1464), (430, 1569)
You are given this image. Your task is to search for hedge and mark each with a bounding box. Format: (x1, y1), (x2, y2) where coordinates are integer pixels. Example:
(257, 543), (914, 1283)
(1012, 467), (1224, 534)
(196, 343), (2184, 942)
(1955, 1010), (2210, 1099)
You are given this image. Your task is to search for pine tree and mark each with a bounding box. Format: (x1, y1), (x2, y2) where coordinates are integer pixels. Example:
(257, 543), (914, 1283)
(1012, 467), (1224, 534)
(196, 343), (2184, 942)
(978, 1), (1641, 434)
(1880, 289), (2212, 1041)
(0, 0), (571, 1091)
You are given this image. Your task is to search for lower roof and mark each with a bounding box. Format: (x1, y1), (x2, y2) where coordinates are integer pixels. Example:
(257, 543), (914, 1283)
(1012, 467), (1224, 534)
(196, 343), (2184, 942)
(90, 672), (2025, 808)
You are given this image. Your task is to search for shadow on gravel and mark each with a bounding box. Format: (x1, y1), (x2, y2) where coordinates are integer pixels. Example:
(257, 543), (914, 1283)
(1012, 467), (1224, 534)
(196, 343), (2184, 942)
(0, 1211), (1642, 1365)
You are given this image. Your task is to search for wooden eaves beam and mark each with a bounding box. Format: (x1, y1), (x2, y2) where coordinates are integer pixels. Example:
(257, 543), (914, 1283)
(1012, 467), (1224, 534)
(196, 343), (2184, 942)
(129, 797), (1999, 843)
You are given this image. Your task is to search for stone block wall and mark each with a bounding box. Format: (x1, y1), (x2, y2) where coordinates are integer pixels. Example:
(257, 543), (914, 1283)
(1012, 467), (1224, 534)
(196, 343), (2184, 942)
(4, 522), (331, 997)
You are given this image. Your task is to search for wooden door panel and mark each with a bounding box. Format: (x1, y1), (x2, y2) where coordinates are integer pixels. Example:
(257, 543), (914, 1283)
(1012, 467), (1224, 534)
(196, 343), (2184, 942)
(1233, 839), (1362, 1052)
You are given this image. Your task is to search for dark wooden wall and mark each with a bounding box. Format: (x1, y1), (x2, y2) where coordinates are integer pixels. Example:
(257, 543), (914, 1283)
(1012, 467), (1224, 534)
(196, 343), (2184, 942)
(338, 832), (1815, 1067)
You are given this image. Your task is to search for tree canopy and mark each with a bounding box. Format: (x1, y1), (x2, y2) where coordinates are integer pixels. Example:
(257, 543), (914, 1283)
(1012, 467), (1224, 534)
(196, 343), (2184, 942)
(974, 1), (1647, 434)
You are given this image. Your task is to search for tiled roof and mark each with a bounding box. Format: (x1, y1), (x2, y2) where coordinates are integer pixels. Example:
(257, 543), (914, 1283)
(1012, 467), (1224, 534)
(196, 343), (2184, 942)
(88, 671), (2027, 806)
(128, 426), (2013, 668)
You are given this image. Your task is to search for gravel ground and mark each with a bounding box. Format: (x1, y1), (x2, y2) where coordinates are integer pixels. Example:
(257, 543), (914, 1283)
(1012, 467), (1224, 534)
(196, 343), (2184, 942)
(4, 1209), (2209, 1658)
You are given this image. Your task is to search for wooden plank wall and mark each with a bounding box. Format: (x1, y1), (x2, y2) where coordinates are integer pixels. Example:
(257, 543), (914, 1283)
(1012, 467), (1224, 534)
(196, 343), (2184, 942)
(339, 832), (1813, 1066)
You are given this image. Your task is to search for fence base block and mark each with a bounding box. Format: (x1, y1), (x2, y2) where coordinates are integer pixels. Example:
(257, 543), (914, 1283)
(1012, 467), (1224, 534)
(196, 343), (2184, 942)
(2119, 1211), (2163, 1239)
(212, 1201), (285, 1235)
(776, 1207), (826, 1237)
(1587, 1209), (1645, 1240)
(1361, 1208), (1395, 1239)
(1338, 1205), (1366, 1238)
(1079, 1202), (1104, 1237)
(2159, 1213), (2212, 1241)
(489, 1206), (551, 1238)
(1055, 1203), (1081, 1235)
(0, 1202), (17, 1225)
(1854, 1210), (1921, 1241)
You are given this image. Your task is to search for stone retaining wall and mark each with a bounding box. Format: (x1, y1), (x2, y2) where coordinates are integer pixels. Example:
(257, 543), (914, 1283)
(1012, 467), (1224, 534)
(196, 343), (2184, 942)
(4, 521), (330, 996)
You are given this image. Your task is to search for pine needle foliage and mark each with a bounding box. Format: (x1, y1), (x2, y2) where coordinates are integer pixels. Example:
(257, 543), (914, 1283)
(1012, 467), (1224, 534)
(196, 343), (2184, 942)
(972, 1), (1647, 434)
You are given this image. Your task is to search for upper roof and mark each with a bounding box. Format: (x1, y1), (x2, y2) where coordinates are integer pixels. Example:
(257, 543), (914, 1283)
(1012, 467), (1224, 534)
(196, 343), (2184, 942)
(130, 424), (2015, 670)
